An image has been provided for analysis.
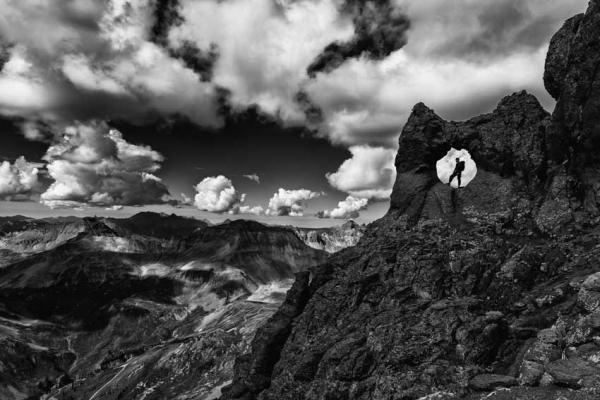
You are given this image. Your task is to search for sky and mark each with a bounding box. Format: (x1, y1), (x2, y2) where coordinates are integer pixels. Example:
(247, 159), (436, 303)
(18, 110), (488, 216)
(0, 0), (590, 226)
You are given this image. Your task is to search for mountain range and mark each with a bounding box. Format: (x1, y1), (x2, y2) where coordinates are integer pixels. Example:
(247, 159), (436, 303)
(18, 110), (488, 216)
(0, 213), (362, 400)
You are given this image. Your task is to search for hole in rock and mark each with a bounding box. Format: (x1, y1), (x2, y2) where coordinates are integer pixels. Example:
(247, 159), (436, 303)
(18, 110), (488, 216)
(436, 148), (477, 188)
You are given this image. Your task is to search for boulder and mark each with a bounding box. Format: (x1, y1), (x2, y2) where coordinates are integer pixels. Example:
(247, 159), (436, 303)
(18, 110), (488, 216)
(545, 358), (598, 388)
(468, 374), (518, 391)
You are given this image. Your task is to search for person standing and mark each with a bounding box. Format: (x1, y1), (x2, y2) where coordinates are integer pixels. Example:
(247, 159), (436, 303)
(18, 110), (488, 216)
(448, 158), (465, 188)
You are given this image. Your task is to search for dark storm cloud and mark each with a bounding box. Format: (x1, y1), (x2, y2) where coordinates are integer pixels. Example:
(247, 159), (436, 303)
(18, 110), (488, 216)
(150, 0), (184, 46)
(149, 0), (218, 82)
(307, 0), (409, 77)
(0, 40), (9, 72)
(169, 41), (219, 82)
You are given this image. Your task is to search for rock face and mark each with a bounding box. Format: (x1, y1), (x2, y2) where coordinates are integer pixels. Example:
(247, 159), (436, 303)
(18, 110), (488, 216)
(222, 272), (311, 399)
(223, 2), (600, 399)
(544, 3), (600, 169)
(468, 374), (517, 391)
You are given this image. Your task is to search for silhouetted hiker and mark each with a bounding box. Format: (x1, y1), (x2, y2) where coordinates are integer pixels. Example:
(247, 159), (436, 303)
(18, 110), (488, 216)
(448, 158), (465, 188)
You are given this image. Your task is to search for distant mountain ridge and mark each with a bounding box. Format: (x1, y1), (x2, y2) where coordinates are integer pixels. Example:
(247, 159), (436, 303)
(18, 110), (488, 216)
(105, 211), (211, 239)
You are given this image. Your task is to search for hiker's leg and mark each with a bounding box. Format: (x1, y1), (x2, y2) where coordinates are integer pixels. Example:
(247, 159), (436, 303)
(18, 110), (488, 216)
(458, 173), (462, 187)
(449, 172), (456, 184)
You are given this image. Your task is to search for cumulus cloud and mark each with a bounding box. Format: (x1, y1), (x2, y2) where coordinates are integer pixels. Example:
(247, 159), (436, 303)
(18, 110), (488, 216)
(243, 173), (260, 183)
(307, 0), (409, 77)
(0, 156), (41, 200)
(180, 192), (192, 205)
(192, 179), (321, 217)
(40, 122), (170, 208)
(436, 148), (477, 189)
(266, 188), (322, 217)
(169, 0), (354, 123)
(0, 0), (220, 127)
(326, 146), (396, 200)
(105, 205), (124, 211)
(319, 195), (369, 219)
(18, 121), (49, 142)
(193, 175), (245, 213)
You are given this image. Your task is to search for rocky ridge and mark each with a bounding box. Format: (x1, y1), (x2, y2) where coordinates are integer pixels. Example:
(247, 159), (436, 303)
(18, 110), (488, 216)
(222, 2), (600, 399)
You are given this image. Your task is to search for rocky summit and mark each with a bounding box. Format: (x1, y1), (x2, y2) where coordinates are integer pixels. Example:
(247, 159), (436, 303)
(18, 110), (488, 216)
(222, 2), (600, 400)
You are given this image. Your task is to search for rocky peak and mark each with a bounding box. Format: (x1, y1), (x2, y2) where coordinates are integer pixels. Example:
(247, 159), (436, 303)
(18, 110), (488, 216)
(543, 14), (584, 101)
(390, 90), (551, 230)
(81, 217), (119, 237)
(544, 0), (600, 170)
